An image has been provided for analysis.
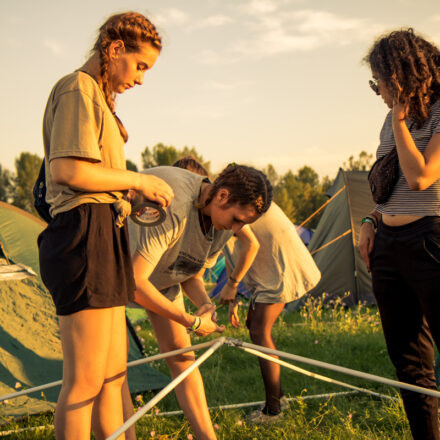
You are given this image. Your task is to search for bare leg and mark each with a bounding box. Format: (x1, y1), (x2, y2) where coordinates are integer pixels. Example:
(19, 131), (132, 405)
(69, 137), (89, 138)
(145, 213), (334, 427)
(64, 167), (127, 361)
(91, 306), (127, 440)
(147, 300), (216, 440)
(121, 332), (137, 440)
(246, 302), (285, 414)
(55, 306), (126, 439)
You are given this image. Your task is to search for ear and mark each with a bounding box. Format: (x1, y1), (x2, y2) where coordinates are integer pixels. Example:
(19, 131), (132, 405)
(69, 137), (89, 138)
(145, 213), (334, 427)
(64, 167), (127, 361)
(216, 188), (230, 206)
(108, 40), (125, 60)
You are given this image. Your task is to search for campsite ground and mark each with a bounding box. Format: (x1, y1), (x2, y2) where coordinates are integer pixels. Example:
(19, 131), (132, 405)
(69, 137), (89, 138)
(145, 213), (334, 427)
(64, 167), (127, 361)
(1, 295), (418, 439)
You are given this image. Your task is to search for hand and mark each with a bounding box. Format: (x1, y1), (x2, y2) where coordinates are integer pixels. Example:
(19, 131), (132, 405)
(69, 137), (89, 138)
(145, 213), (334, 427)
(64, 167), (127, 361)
(195, 303), (216, 322)
(359, 222), (376, 272)
(137, 174), (174, 208)
(194, 305), (225, 336)
(218, 283), (237, 305)
(392, 101), (408, 122)
(228, 302), (240, 328)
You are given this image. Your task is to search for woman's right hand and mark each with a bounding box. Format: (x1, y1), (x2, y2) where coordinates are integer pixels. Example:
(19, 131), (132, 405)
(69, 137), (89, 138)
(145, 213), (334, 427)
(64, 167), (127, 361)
(228, 302), (241, 328)
(359, 223), (375, 272)
(137, 174), (174, 208)
(194, 305), (225, 336)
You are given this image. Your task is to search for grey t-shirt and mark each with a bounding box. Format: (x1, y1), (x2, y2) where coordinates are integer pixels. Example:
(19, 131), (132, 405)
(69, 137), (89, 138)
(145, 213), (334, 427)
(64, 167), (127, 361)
(128, 166), (233, 300)
(224, 203), (321, 304)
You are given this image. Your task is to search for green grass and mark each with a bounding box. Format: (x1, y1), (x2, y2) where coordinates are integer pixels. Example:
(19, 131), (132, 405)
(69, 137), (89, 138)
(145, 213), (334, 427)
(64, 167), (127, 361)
(0, 295), (417, 439)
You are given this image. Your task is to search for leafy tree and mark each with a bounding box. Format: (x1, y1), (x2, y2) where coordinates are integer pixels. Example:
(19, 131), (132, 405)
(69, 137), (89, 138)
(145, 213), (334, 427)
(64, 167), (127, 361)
(273, 166), (331, 229)
(0, 164), (13, 203)
(140, 143), (210, 173)
(126, 159), (138, 172)
(12, 152), (42, 214)
(262, 164), (279, 188)
(343, 150), (374, 171)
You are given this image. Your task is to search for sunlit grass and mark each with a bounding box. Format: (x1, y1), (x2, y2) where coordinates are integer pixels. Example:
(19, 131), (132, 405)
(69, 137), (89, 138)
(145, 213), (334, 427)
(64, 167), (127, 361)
(0, 295), (417, 439)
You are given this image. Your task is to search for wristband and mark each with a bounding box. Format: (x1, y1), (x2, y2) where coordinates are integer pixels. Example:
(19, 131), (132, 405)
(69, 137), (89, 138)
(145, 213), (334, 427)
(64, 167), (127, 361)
(228, 275), (239, 285)
(361, 216), (376, 229)
(188, 315), (201, 332)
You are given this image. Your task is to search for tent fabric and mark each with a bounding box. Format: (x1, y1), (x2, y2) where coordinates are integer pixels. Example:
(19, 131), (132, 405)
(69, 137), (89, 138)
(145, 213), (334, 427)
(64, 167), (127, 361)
(290, 169), (376, 308)
(0, 203), (169, 417)
(294, 225), (314, 246)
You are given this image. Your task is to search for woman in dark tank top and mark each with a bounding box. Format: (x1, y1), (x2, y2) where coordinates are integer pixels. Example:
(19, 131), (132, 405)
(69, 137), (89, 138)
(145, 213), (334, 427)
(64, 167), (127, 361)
(359, 28), (440, 440)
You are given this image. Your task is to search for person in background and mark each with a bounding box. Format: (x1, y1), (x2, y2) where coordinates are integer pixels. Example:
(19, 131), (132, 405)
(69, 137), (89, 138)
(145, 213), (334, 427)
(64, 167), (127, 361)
(360, 28), (440, 440)
(175, 157), (321, 424)
(38, 12), (174, 439)
(125, 163), (272, 439)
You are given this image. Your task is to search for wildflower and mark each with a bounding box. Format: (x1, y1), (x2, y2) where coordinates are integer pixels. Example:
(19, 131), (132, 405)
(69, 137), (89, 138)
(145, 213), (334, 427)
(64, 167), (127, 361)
(136, 325), (142, 332)
(237, 420), (243, 426)
(348, 414), (352, 419)
(150, 430), (156, 437)
(238, 301), (243, 306)
(187, 434), (193, 440)
(135, 394), (143, 402)
(15, 382), (21, 389)
(140, 337), (145, 343)
(3, 400), (8, 404)
(214, 423), (220, 430)
(155, 408), (160, 414)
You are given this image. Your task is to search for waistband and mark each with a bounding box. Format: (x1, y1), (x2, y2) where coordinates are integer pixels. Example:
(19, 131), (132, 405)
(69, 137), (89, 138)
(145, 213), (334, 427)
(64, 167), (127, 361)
(378, 216), (440, 234)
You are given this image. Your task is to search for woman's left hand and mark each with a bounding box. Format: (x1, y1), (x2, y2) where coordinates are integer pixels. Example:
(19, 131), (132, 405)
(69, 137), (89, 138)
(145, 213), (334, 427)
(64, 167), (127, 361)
(392, 101), (408, 122)
(195, 303), (217, 322)
(218, 283), (237, 304)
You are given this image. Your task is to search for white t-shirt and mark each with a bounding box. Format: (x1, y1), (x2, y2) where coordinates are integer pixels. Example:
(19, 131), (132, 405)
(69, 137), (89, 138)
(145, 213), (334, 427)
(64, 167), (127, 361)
(128, 166), (233, 300)
(224, 203), (321, 304)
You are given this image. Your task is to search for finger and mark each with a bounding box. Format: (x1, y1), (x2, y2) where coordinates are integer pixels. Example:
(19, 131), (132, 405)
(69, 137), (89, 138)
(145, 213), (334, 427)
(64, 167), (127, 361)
(216, 325), (226, 333)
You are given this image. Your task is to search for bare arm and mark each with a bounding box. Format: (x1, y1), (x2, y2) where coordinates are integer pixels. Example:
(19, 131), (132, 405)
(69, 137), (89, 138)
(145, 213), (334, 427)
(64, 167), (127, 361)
(219, 225), (260, 304)
(392, 104), (440, 191)
(181, 268), (212, 309)
(50, 157), (174, 206)
(132, 251), (195, 327)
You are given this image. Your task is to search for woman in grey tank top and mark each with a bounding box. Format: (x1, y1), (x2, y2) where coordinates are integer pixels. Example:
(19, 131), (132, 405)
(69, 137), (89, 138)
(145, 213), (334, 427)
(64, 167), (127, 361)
(359, 29), (440, 440)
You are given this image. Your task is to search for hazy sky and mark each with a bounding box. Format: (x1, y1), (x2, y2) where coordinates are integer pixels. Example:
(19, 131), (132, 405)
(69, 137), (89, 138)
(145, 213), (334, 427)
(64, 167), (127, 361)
(2, 0), (440, 179)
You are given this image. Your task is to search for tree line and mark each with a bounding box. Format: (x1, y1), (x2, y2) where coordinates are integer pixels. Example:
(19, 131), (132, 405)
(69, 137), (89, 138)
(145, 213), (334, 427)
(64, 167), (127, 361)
(0, 145), (373, 229)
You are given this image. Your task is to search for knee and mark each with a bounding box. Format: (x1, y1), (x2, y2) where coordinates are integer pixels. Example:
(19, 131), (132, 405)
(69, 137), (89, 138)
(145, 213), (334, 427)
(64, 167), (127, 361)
(166, 352), (196, 375)
(249, 326), (266, 345)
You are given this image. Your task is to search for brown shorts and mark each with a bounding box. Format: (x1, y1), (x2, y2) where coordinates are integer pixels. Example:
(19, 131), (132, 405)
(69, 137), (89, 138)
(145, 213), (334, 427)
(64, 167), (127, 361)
(38, 203), (135, 315)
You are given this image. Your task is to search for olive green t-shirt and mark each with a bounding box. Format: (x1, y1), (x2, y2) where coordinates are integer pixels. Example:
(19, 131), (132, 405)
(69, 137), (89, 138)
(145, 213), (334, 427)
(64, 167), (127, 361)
(42, 71), (126, 217)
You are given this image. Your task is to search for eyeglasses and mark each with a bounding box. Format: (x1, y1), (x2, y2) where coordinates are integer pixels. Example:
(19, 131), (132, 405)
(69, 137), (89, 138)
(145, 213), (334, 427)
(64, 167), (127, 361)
(369, 79), (380, 95)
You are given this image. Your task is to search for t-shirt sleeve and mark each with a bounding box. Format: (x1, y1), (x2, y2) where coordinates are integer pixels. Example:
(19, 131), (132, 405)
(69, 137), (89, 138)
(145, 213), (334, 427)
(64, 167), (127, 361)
(135, 215), (180, 268)
(49, 90), (103, 162)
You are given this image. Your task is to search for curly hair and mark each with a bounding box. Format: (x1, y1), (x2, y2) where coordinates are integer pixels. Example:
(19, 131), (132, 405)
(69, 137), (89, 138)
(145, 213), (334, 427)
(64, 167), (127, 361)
(202, 164), (272, 215)
(364, 28), (440, 127)
(92, 12), (162, 141)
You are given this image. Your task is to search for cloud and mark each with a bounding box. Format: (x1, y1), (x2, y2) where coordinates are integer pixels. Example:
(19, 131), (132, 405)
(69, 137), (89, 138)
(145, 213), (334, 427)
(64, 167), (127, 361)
(195, 14), (235, 28)
(154, 8), (189, 27)
(233, 9), (382, 57)
(43, 39), (64, 57)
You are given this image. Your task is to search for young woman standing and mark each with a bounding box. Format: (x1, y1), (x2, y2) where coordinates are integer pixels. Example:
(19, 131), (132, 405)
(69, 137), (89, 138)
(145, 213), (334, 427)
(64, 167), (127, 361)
(360, 29), (440, 440)
(38, 12), (173, 439)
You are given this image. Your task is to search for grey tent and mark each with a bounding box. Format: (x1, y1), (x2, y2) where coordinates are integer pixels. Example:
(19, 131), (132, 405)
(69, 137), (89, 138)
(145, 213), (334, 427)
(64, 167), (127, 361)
(0, 201), (169, 417)
(294, 169), (377, 307)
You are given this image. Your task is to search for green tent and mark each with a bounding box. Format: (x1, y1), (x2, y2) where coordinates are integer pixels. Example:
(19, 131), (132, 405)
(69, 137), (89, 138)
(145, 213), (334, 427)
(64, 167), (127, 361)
(293, 169), (377, 307)
(0, 202), (169, 417)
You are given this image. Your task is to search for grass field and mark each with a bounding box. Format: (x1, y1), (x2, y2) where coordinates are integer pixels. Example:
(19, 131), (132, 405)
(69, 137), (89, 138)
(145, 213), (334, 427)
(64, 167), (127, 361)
(0, 295), (417, 439)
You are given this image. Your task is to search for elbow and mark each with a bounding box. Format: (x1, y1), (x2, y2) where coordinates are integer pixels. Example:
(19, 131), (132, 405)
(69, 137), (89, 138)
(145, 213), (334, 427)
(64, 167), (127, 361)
(50, 159), (76, 186)
(408, 176), (429, 191)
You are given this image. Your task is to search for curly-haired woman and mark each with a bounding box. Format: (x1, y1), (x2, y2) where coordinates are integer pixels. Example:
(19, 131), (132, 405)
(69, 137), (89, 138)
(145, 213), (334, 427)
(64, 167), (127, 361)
(359, 28), (440, 439)
(38, 12), (173, 439)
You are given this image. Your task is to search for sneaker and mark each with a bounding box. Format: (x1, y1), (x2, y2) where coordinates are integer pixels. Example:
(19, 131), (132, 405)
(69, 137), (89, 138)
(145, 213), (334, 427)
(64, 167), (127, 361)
(245, 409), (283, 424)
(258, 395), (290, 411)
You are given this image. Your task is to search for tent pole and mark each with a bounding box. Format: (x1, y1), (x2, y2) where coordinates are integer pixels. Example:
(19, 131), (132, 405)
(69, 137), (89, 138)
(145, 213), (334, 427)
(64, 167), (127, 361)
(297, 186), (346, 229)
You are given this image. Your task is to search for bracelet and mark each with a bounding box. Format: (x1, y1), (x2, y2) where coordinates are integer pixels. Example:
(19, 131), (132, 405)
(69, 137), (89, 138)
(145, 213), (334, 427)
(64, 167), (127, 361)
(361, 216), (376, 229)
(228, 275), (239, 285)
(188, 315), (201, 332)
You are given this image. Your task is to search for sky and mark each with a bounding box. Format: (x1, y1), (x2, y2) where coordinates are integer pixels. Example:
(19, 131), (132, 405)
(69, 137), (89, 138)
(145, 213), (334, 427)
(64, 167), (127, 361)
(1, 0), (440, 180)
